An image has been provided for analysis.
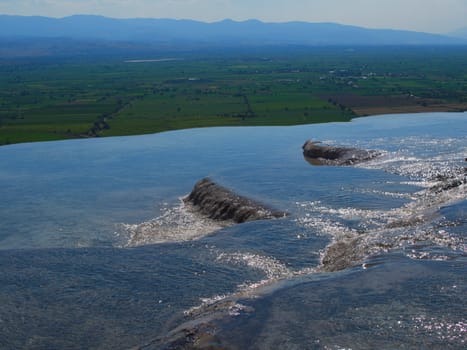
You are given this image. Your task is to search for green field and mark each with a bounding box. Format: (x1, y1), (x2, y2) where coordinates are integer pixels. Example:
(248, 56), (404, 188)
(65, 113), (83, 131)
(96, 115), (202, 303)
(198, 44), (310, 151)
(1, 47), (466, 145)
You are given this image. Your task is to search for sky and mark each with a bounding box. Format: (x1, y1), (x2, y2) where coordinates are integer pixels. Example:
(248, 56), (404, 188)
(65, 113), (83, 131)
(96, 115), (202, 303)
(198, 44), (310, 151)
(1, 0), (466, 34)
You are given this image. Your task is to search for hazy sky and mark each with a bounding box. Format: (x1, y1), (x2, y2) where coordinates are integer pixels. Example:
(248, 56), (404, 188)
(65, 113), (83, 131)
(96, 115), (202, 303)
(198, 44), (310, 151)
(1, 0), (466, 34)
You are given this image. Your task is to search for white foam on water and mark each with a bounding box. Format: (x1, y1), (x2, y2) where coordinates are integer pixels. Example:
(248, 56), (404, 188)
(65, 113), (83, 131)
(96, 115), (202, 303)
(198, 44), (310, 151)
(184, 251), (316, 319)
(121, 199), (224, 247)
(295, 201), (385, 237)
(216, 252), (291, 280)
(388, 178), (466, 229)
(357, 188), (414, 199)
(358, 136), (466, 182)
(295, 142), (466, 267)
(296, 184), (466, 266)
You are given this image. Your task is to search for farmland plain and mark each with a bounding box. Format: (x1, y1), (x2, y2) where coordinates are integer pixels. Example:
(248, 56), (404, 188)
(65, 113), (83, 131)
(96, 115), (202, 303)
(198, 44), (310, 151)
(1, 46), (466, 145)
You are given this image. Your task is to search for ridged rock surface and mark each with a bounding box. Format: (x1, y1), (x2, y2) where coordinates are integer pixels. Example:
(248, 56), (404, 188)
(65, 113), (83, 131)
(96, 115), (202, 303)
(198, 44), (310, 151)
(184, 178), (287, 223)
(303, 140), (380, 165)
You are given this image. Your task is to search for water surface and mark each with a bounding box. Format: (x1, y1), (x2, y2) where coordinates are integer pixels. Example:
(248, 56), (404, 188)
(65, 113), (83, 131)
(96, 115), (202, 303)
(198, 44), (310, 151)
(0, 112), (465, 349)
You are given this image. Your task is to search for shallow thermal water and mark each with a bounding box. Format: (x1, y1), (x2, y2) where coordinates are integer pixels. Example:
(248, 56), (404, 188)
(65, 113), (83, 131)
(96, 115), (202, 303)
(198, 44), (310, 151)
(0, 112), (465, 349)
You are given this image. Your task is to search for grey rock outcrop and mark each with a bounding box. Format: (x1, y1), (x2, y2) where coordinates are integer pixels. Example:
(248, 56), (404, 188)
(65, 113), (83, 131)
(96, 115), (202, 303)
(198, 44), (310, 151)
(319, 238), (364, 272)
(303, 140), (380, 166)
(430, 167), (466, 193)
(184, 178), (287, 223)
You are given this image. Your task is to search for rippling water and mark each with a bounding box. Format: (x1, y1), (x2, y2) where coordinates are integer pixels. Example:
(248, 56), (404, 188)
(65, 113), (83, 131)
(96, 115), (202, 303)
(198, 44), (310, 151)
(0, 113), (465, 349)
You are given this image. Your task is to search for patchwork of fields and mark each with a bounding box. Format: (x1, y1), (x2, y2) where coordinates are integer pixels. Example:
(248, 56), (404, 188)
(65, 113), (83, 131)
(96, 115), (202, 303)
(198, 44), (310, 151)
(1, 47), (466, 145)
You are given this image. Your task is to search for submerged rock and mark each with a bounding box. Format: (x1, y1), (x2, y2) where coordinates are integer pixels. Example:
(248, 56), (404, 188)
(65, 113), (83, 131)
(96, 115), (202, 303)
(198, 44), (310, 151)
(184, 178), (287, 223)
(319, 238), (364, 272)
(302, 140), (380, 166)
(430, 167), (467, 193)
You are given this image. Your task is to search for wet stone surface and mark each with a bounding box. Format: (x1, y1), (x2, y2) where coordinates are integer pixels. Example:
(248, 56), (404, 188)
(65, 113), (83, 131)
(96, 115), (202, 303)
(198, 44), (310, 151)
(184, 178), (288, 223)
(303, 139), (381, 166)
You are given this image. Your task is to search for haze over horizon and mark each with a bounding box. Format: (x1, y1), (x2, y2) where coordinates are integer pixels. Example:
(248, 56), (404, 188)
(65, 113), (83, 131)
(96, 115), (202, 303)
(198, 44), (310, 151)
(1, 0), (466, 35)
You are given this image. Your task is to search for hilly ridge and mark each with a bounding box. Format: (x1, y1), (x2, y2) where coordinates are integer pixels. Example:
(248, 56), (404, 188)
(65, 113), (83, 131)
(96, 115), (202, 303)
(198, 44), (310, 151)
(1, 14), (465, 46)
(449, 27), (467, 39)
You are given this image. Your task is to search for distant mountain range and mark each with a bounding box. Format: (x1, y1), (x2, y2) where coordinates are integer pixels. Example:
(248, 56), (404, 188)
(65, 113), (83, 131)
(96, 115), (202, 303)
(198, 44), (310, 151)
(449, 27), (467, 39)
(1, 15), (466, 46)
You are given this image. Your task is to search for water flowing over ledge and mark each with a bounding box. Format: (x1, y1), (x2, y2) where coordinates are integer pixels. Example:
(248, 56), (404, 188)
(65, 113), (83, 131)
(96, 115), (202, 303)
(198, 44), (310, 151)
(184, 178), (288, 223)
(1, 112), (465, 349)
(124, 178), (288, 247)
(302, 139), (381, 166)
(135, 131), (466, 349)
